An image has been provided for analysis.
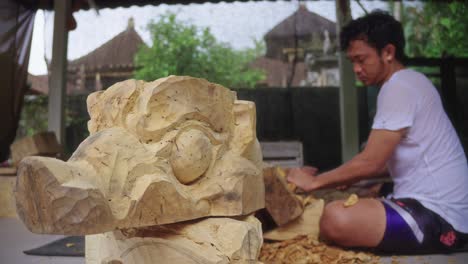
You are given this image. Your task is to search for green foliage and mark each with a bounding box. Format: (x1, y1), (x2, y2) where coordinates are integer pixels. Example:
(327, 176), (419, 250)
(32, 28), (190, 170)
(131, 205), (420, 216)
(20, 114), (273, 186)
(18, 95), (90, 157)
(18, 95), (48, 138)
(403, 1), (468, 57)
(134, 14), (265, 88)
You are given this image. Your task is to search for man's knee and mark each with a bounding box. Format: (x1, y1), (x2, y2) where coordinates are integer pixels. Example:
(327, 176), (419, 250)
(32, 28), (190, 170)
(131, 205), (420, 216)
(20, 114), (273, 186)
(320, 201), (349, 242)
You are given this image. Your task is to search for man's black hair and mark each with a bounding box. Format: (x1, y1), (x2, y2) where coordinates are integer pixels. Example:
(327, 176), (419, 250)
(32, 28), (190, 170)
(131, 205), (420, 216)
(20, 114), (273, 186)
(340, 10), (406, 62)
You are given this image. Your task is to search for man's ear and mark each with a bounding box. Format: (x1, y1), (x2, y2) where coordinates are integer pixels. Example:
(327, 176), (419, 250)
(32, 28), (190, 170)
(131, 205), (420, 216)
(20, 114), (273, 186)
(382, 44), (396, 63)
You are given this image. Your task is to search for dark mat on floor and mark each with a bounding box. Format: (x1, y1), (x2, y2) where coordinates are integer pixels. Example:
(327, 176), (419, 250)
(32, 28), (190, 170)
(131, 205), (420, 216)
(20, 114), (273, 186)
(23, 236), (84, 257)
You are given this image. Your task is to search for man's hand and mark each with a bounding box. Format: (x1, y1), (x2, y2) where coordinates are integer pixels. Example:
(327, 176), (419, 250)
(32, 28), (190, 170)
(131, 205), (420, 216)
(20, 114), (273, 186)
(287, 166), (320, 192)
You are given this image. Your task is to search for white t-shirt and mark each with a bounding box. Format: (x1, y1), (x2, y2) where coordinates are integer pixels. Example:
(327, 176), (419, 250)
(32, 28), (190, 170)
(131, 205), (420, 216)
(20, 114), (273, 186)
(372, 69), (468, 233)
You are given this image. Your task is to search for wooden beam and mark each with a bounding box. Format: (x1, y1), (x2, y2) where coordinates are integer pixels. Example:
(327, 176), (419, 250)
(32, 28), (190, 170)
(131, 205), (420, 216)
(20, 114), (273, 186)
(336, 0), (359, 162)
(48, 0), (70, 145)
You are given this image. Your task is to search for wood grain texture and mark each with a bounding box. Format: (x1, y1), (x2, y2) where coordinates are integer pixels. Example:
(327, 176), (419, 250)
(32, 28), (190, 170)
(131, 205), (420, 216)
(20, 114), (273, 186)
(263, 167), (304, 226)
(15, 76), (265, 235)
(0, 177), (17, 218)
(264, 199), (324, 241)
(86, 215), (263, 264)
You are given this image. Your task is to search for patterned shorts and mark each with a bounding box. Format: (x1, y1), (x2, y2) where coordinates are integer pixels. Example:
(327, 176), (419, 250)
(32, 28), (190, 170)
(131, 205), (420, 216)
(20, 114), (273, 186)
(377, 198), (468, 253)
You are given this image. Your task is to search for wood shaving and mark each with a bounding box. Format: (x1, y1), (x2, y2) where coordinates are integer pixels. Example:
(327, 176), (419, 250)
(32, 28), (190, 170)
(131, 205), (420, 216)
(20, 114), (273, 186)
(260, 235), (380, 264)
(276, 167), (287, 178)
(277, 167), (297, 192)
(302, 195), (315, 207)
(343, 194), (359, 208)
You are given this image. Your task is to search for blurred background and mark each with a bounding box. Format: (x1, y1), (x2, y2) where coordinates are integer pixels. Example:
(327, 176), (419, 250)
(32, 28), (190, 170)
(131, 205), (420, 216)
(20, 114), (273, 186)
(4, 0), (468, 171)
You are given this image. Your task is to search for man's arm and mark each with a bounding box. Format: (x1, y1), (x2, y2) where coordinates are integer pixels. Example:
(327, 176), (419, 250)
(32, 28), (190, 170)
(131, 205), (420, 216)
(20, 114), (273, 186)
(288, 128), (406, 191)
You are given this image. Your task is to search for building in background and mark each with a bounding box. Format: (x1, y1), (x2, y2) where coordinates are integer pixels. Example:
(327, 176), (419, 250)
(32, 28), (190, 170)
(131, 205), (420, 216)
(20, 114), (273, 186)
(28, 6), (340, 93)
(28, 18), (144, 95)
(251, 4), (339, 87)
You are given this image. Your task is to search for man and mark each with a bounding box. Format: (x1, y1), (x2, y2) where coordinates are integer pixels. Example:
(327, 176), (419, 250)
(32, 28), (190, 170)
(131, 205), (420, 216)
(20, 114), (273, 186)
(287, 11), (468, 253)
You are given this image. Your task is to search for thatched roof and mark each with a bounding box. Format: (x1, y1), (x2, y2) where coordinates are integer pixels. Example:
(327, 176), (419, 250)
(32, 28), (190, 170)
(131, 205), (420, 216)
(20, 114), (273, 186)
(265, 4), (336, 40)
(68, 18), (144, 73)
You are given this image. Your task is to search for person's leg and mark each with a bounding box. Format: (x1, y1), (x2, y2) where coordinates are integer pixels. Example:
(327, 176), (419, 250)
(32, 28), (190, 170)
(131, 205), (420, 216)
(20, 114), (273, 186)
(319, 198), (386, 247)
(328, 197), (468, 254)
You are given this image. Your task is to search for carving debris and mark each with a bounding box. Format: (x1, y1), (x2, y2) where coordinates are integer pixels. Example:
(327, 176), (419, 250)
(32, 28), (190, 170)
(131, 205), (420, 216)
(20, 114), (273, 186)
(343, 194), (359, 208)
(260, 235), (380, 264)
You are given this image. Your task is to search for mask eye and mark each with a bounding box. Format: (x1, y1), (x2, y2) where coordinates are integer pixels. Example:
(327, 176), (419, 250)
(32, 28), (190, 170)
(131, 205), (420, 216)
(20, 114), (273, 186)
(169, 128), (213, 184)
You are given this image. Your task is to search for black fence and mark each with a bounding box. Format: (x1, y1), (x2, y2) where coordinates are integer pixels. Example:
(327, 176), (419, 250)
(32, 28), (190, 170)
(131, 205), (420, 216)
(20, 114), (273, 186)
(62, 87), (365, 170)
(235, 57), (468, 170)
(236, 87), (368, 170)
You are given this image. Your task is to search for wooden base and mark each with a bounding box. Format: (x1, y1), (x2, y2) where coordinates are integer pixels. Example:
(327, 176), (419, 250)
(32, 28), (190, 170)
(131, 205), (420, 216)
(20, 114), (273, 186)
(86, 215), (263, 264)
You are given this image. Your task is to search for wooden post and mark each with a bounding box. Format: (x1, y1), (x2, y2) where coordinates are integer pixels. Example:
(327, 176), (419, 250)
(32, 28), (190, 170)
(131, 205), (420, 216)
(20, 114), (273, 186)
(48, 0), (70, 145)
(336, 0), (359, 162)
(440, 56), (458, 129)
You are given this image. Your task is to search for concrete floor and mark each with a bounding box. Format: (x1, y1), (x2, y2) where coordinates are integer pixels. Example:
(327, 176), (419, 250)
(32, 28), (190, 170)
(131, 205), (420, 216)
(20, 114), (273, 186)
(0, 218), (84, 264)
(1, 218), (468, 264)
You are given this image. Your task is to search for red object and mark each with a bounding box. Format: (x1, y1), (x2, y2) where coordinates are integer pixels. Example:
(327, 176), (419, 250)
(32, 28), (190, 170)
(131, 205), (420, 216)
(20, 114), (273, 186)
(440, 231), (457, 246)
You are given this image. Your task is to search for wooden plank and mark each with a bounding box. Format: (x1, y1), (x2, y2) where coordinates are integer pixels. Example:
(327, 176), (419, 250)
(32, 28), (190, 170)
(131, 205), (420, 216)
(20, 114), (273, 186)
(261, 141), (302, 158)
(261, 141), (303, 167)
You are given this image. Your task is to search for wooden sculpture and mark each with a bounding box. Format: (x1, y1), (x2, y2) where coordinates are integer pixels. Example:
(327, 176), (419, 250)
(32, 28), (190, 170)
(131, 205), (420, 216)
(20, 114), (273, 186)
(86, 215), (263, 264)
(15, 76), (265, 241)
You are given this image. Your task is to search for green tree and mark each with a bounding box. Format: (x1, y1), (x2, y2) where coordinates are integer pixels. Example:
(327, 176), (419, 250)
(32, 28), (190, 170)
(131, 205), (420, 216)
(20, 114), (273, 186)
(403, 1), (468, 57)
(134, 14), (265, 88)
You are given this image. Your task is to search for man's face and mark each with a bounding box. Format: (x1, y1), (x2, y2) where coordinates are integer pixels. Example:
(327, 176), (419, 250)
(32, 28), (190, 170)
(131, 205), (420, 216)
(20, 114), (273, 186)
(346, 39), (387, 86)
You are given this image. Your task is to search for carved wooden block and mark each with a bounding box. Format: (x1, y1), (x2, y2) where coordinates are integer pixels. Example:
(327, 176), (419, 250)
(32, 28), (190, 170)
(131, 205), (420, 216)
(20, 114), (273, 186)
(263, 167), (304, 226)
(264, 199), (324, 241)
(86, 215), (263, 264)
(15, 76), (265, 235)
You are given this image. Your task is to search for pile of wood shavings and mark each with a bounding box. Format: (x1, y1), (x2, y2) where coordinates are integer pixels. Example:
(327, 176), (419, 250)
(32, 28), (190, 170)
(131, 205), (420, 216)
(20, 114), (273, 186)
(260, 235), (380, 264)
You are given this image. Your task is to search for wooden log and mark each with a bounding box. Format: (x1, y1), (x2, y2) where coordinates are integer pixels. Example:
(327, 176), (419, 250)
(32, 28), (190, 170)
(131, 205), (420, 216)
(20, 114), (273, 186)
(86, 215), (263, 264)
(263, 167), (304, 226)
(263, 199), (324, 241)
(15, 76), (265, 235)
(10, 131), (61, 165)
